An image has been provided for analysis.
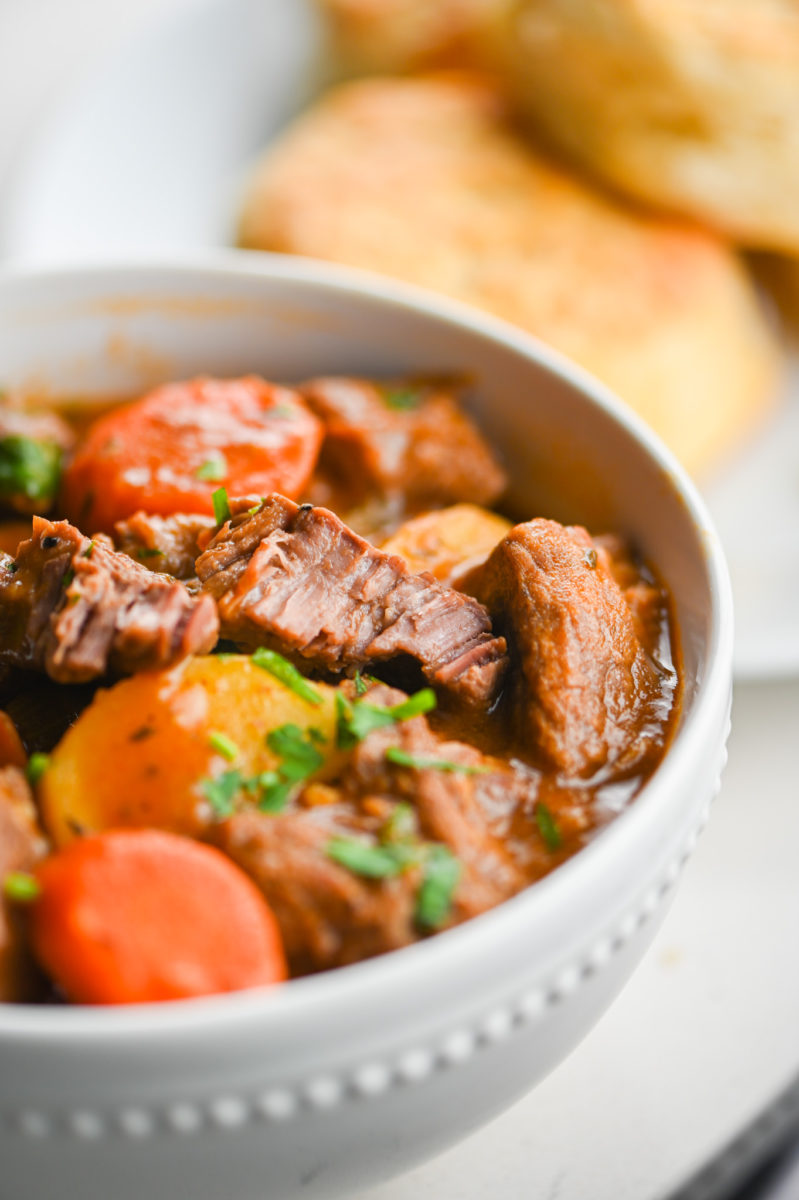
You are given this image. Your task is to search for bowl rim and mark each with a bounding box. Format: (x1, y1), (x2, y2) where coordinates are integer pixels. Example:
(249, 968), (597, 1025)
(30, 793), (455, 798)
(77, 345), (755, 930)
(0, 251), (734, 1039)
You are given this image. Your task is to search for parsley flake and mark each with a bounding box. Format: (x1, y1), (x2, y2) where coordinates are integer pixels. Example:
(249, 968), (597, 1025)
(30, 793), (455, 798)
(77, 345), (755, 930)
(195, 455), (228, 482)
(336, 688), (436, 749)
(207, 730), (240, 762)
(0, 436), (61, 504)
(2, 871), (41, 904)
(385, 747), (489, 775)
(136, 547), (164, 560)
(26, 752), (50, 785)
(200, 769), (243, 817)
(535, 803), (562, 852)
(415, 846), (461, 929)
(326, 838), (416, 879)
(252, 647), (323, 707)
(265, 724), (325, 780)
(381, 386), (422, 412)
(212, 486), (231, 527)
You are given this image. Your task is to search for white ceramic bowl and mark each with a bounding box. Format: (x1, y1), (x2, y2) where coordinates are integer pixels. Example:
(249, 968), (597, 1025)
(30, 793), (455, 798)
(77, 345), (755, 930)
(0, 256), (732, 1200)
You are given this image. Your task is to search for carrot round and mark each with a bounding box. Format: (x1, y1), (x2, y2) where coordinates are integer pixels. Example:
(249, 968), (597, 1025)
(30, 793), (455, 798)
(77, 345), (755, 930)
(61, 376), (323, 532)
(29, 829), (287, 1004)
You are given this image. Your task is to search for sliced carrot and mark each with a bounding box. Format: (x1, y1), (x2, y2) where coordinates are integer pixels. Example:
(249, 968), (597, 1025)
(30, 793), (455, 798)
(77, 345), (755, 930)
(29, 829), (287, 1003)
(60, 376), (323, 532)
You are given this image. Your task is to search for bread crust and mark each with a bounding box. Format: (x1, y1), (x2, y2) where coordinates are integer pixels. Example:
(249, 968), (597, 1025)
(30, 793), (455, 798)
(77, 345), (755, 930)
(238, 74), (782, 475)
(493, 0), (799, 251)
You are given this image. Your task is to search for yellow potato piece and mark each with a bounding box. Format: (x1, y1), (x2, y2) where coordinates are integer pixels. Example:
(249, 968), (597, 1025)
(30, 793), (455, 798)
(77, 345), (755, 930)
(381, 504), (511, 585)
(39, 655), (341, 847)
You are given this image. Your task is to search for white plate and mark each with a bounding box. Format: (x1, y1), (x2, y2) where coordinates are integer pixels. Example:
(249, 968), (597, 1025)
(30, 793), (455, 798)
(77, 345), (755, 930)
(1, 0), (796, 681)
(1, 6), (799, 1199)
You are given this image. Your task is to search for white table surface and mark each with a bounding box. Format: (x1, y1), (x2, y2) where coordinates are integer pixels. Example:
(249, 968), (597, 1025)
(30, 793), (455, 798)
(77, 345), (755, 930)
(1, 3), (798, 1197)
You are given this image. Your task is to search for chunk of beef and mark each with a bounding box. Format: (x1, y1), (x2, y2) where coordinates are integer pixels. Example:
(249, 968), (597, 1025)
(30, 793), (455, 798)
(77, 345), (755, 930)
(0, 766), (47, 1001)
(592, 532), (668, 655)
(301, 376), (507, 511)
(196, 495), (507, 707)
(0, 407), (74, 515)
(466, 519), (664, 778)
(0, 516), (219, 684)
(211, 684), (534, 974)
(114, 511), (216, 580)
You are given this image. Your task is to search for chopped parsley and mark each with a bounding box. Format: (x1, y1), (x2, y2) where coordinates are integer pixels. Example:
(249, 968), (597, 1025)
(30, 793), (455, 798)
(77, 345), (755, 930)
(62, 566), (75, 588)
(212, 486), (231, 527)
(0, 436), (61, 504)
(199, 721), (327, 820)
(335, 687), (436, 749)
(195, 455), (228, 482)
(265, 723), (325, 781)
(26, 752), (50, 785)
(2, 871), (41, 904)
(83, 540), (95, 559)
(326, 838), (416, 879)
(136, 547), (164, 560)
(380, 385), (423, 412)
(252, 647), (323, 707)
(535, 803), (562, 852)
(253, 772), (294, 813)
(326, 833), (461, 929)
(207, 730), (240, 762)
(415, 846), (461, 930)
(353, 670), (370, 697)
(381, 801), (416, 844)
(385, 747), (489, 775)
(200, 768), (244, 818)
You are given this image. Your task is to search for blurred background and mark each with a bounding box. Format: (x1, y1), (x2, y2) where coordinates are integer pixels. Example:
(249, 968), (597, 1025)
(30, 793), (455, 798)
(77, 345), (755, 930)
(1, 1), (799, 1196)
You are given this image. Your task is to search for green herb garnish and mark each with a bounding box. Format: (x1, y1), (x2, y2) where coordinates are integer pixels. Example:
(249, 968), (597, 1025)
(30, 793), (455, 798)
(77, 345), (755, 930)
(385, 747), (488, 775)
(381, 386), (422, 412)
(195, 455), (228, 482)
(335, 687), (436, 749)
(265, 724), (325, 781)
(381, 801), (417, 844)
(353, 670), (369, 697)
(2, 871), (41, 904)
(212, 486), (231, 526)
(83, 540), (95, 559)
(535, 803), (562, 852)
(251, 647), (323, 707)
(136, 547), (164, 560)
(62, 566), (75, 588)
(207, 730), (240, 762)
(415, 846), (461, 929)
(200, 768), (244, 817)
(254, 771), (294, 813)
(327, 831), (461, 929)
(0, 436), (61, 505)
(326, 837), (416, 879)
(26, 752), (50, 785)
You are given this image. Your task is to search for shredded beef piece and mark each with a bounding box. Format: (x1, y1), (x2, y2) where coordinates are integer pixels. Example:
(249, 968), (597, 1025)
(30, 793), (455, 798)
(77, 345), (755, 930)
(196, 495), (508, 707)
(466, 519), (664, 778)
(211, 684), (534, 974)
(301, 376), (507, 511)
(114, 511), (216, 580)
(0, 766), (47, 1000)
(0, 516), (219, 684)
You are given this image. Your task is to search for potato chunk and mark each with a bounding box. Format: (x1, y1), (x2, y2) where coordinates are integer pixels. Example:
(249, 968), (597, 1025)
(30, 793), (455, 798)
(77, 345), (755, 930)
(380, 504), (511, 586)
(39, 656), (340, 846)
